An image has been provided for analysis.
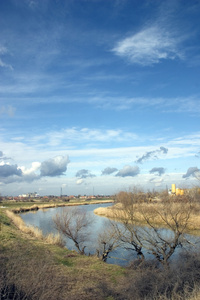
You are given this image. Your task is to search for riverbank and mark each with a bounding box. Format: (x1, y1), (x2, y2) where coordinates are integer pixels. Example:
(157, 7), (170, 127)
(1, 199), (114, 214)
(94, 201), (200, 234)
(1, 200), (200, 299)
(0, 205), (126, 299)
(1, 200), (114, 247)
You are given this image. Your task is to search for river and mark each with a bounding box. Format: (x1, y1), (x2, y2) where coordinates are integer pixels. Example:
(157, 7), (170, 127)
(20, 202), (200, 266)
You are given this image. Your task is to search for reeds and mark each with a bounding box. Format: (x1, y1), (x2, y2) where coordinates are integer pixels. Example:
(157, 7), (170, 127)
(45, 232), (65, 247)
(94, 201), (200, 231)
(6, 210), (65, 246)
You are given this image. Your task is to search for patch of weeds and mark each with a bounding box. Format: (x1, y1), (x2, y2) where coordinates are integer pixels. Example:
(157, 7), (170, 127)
(56, 256), (74, 267)
(0, 212), (11, 226)
(7, 232), (17, 239)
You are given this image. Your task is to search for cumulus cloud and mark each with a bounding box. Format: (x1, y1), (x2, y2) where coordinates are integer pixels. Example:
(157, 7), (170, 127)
(182, 167), (200, 178)
(0, 153), (70, 184)
(0, 162), (40, 184)
(116, 165), (139, 177)
(40, 155), (70, 177)
(0, 164), (22, 177)
(21, 162), (41, 175)
(149, 167), (165, 176)
(112, 26), (182, 66)
(75, 169), (96, 179)
(101, 167), (118, 175)
(135, 146), (168, 164)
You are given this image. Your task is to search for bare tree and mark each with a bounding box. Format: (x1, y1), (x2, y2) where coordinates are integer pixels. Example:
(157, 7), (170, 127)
(140, 200), (192, 266)
(96, 221), (121, 262)
(53, 207), (94, 255)
(113, 222), (145, 261)
(112, 191), (146, 260)
(113, 190), (193, 267)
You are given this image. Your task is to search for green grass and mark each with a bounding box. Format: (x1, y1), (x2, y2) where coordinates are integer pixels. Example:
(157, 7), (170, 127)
(1, 200), (50, 208)
(0, 206), (126, 299)
(0, 210), (11, 226)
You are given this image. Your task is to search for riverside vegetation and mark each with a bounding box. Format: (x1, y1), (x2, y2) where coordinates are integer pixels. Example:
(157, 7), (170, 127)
(1, 190), (200, 299)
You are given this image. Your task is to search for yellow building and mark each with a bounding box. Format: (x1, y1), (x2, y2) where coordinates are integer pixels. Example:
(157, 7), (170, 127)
(170, 184), (184, 195)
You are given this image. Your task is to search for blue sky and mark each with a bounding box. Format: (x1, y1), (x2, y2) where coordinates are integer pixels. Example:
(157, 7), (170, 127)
(0, 0), (200, 196)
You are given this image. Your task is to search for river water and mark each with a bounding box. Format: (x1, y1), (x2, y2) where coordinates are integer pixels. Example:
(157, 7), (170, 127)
(20, 202), (200, 266)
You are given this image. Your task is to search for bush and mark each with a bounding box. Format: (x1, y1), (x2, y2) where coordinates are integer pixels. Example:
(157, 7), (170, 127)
(0, 243), (68, 300)
(117, 251), (200, 300)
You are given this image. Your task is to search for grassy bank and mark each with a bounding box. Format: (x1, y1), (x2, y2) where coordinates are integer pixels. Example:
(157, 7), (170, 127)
(1, 198), (114, 212)
(0, 205), (126, 299)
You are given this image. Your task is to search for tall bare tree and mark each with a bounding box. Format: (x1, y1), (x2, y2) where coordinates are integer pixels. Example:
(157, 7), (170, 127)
(140, 200), (192, 266)
(53, 207), (94, 255)
(113, 190), (193, 266)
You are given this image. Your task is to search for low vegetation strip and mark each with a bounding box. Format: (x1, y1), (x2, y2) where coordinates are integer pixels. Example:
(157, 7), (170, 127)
(9, 199), (114, 214)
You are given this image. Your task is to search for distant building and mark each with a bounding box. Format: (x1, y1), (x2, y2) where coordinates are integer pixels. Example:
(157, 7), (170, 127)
(19, 192), (39, 198)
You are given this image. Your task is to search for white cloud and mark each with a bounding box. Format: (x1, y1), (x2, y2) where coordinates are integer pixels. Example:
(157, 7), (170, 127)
(112, 26), (183, 66)
(0, 59), (13, 70)
(45, 127), (138, 147)
(20, 162), (41, 175)
(0, 46), (13, 70)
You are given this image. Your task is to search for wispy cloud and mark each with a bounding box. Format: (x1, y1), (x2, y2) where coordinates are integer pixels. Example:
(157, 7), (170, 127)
(170, 133), (200, 146)
(0, 105), (16, 117)
(89, 95), (200, 114)
(135, 147), (168, 164)
(0, 59), (13, 70)
(44, 127), (139, 147)
(0, 46), (13, 70)
(149, 176), (164, 186)
(112, 26), (183, 66)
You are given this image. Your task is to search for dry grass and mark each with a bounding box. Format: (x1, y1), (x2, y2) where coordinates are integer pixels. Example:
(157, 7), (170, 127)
(5, 210), (64, 246)
(45, 232), (65, 247)
(94, 201), (200, 231)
